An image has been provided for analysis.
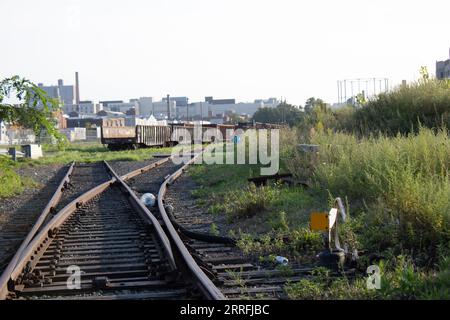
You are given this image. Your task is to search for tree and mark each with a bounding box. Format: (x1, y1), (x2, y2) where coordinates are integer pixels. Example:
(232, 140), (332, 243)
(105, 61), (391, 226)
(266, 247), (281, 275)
(252, 102), (303, 126)
(0, 76), (65, 145)
(304, 97), (326, 113)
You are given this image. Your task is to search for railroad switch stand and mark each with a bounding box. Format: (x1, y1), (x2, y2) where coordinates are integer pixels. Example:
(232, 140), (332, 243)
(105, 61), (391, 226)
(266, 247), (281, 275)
(310, 197), (347, 269)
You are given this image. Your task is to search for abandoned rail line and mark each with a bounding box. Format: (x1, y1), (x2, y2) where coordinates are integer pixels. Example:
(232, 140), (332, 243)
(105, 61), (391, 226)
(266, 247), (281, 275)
(0, 154), (225, 300)
(0, 150), (334, 300)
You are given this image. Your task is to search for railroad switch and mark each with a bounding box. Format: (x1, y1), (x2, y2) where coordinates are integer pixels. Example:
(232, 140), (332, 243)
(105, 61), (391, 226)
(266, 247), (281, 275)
(310, 197), (349, 269)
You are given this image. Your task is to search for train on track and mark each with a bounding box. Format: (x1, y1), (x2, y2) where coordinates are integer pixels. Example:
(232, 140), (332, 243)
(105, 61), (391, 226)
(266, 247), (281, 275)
(101, 122), (285, 150)
(101, 123), (237, 150)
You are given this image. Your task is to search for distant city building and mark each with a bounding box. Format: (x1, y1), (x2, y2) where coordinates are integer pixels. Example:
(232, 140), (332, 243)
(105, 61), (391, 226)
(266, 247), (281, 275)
(99, 100), (124, 109)
(137, 97), (153, 116)
(179, 97), (279, 120)
(205, 97), (236, 105)
(104, 101), (139, 114)
(96, 110), (126, 118)
(37, 73), (81, 114)
(124, 115), (163, 126)
(150, 100), (177, 119)
(62, 104), (78, 114)
(55, 90), (278, 124)
(162, 96), (188, 107)
(436, 49), (450, 80)
(66, 117), (104, 129)
(38, 79), (76, 113)
(38, 79), (74, 106)
(0, 122), (35, 144)
(78, 100), (100, 115)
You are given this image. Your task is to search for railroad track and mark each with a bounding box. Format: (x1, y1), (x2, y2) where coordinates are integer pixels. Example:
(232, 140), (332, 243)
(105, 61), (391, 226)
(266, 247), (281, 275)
(156, 156), (305, 299)
(0, 150), (344, 300)
(0, 156), (224, 300)
(157, 154), (356, 299)
(0, 162), (138, 277)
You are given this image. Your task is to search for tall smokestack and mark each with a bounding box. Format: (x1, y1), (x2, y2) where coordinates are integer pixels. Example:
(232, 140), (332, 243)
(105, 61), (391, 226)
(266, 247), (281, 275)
(75, 71), (80, 111)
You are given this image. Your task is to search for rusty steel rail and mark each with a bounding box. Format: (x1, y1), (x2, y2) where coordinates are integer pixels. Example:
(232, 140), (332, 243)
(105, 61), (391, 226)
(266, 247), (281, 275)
(103, 160), (175, 269)
(157, 152), (226, 300)
(0, 161), (75, 300)
(0, 157), (171, 300)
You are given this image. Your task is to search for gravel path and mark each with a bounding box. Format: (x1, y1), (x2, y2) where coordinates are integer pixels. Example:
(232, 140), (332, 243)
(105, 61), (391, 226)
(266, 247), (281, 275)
(107, 158), (162, 176)
(164, 173), (231, 237)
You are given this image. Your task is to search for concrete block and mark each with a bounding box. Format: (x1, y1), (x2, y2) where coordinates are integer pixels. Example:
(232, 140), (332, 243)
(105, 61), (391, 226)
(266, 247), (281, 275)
(22, 144), (43, 159)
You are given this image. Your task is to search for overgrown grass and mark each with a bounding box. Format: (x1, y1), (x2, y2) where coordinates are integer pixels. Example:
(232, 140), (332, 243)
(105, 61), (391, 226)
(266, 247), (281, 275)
(0, 156), (38, 198)
(305, 128), (450, 263)
(353, 78), (450, 135)
(32, 142), (174, 164)
(188, 161), (326, 235)
(284, 253), (450, 300)
(236, 229), (323, 258)
(0, 141), (175, 198)
(188, 126), (450, 299)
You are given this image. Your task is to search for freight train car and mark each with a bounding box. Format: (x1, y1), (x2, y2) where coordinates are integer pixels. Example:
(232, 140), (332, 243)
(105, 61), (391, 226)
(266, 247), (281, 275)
(102, 123), (239, 150)
(170, 124), (237, 143)
(170, 124), (215, 143)
(101, 125), (172, 150)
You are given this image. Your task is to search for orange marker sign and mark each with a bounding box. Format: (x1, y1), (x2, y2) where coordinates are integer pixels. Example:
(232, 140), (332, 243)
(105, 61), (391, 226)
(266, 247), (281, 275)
(310, 212), (329, 231)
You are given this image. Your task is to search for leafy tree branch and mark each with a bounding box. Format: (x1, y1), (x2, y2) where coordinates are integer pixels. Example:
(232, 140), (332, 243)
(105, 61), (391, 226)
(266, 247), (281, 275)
(0, 75), (66, 145)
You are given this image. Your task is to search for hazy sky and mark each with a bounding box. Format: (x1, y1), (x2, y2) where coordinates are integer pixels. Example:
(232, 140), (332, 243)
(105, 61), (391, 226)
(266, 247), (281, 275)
(1, 0), (449, 106)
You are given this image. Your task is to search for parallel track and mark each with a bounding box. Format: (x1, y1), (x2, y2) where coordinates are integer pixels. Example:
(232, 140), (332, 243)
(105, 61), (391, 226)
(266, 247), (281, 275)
(1, 150), (323, 300)
(157, 153), (335, 299)
(0, 157), (220, 300)
(16, 185), (187, 299)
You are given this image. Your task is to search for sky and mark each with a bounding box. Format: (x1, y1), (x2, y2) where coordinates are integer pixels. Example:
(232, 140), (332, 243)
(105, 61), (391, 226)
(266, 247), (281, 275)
(1, 0), (449, 106)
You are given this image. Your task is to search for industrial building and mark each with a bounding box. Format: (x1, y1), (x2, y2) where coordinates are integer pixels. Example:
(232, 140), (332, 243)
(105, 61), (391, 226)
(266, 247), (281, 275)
(179, 97), (279, 120)
(37, 79), (74, 106)
(436, 49), (450, 80)
(79, 100), (101, 115)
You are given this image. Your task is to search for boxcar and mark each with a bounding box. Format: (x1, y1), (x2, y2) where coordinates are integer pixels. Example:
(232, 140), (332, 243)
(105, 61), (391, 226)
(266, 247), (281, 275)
(101, 125), (171, 150)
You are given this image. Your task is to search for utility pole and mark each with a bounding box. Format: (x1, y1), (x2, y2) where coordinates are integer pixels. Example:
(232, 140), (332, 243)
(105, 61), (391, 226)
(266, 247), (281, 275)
(200, 101), (203, 123)
(166, 94), (170, 120)
(186, 98), (189, 122)
(75, 72), (80, 112)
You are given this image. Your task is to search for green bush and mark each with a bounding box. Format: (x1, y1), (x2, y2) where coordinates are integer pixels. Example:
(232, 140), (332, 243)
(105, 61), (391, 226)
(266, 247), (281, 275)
(224, 183), (278, 220)
(268, 211), (289, 231)
(284, 279), (324, 299)
(354, 78), (450, 135)
(0, 156), (25, 197)
(284, 267), (372, 300)
(290, 228), (324, 253)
